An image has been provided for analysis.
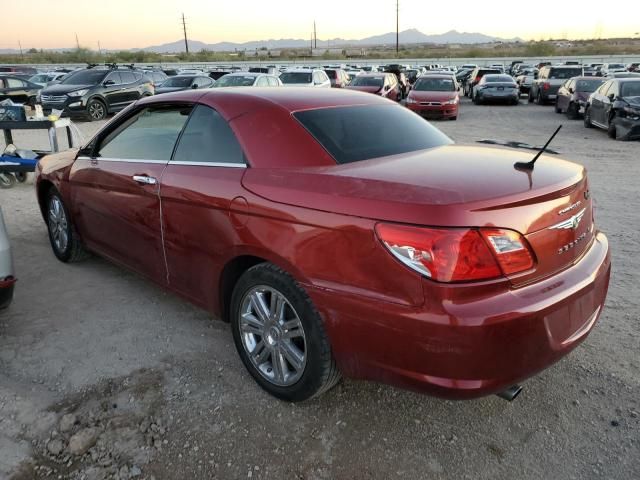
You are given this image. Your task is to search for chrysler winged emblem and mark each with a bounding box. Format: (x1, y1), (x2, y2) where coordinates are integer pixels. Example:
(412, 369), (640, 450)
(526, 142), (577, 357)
(549, 208), (586, 231)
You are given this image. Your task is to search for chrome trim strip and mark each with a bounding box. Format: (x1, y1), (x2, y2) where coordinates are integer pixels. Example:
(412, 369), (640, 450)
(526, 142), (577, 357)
(548, 208), (586, 230)
(168, 161), (247, 168)
(77, 157), (168, 164)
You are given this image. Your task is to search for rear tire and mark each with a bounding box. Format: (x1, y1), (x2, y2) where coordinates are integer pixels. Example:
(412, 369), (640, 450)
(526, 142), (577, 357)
(46, 189), (90, 263)
(584, 107), (593, 128)
(554, 100), (561, 113)
(86, 99), (107, 122)
(230, 263), (341, 402)
(536, 91), (544, 105)
(0, 173), (17, 189)
(566, 102), (579, 119)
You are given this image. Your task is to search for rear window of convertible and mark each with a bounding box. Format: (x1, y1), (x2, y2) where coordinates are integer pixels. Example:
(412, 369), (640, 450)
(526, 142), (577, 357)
(294, 104), (452, 164)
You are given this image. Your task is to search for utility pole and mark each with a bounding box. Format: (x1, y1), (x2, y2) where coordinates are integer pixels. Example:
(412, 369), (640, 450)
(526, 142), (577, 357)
(18, 40), (23, 59)
(182, 13), (189, 54)
(314, 20), (317, 49)
(396, 0), (399, 55)
(75, 33), (80, 49)
(98, 41), (102, 55)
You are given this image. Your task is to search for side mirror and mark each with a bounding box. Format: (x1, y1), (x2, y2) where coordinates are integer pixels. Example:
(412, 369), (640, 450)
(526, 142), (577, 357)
(191, 83), (198, 89)
(384, 85), (390, 91)
(568, 88), (574, 94)
(103, 80), (115, 86)
(608, 93), (615, 101)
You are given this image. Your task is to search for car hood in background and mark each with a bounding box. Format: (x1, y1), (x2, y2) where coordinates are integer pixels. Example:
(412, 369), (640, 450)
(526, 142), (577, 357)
(409, 91), (456, 102)
(346, 86), (382, 94)
(155, 86), (189, 94)
(41, 84), (93, 95)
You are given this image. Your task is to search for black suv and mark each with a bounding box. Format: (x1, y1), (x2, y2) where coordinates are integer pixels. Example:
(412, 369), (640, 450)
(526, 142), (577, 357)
(39, 65), (154, 121)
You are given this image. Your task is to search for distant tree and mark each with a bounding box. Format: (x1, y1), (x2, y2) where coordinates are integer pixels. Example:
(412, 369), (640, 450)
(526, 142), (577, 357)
(27, 48), (38, 54)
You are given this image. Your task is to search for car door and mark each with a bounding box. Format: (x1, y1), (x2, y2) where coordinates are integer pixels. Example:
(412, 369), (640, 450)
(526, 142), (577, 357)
(160, 104), (247, 310)
(590, 81), (611, 125)
(603, 81), (619, 126)
(118, 71), (139, 103)
(3, 77), (31, 103)
(69, 104), (192, 284)
(102, 72), (126, 109)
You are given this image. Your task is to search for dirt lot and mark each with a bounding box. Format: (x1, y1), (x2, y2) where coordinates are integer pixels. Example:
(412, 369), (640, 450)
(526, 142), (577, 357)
(1, 97), (638, 480)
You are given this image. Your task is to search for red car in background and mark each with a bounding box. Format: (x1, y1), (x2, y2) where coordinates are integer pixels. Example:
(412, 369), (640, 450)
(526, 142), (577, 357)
(346, 73), (402, 101)
(406, 75), (459, 120)
(35, 89), (610, 403)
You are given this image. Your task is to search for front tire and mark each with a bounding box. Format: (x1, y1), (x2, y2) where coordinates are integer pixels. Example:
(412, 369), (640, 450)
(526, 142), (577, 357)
(87, 98), (107, 121)
(554, 100), (561, 113)
(230, 263), (340, 402)
(46, 189), (89, 263)
(584, 107), (593, 128)
(607, 115), (617, 139)
(566, 102), (579, 119)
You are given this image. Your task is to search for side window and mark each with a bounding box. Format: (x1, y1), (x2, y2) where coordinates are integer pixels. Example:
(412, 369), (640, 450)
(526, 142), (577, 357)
(97, 106), (191, 160)
(105, 72), (122, 84)
(120, 72), (136, 84)
(608, 82), (619, 98)
(7, 78), (25, 88)
(172, 105), (244, 165)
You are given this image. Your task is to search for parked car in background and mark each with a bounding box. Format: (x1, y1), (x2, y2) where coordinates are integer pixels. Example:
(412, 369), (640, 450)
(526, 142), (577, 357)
(39, 66), (154, 121)
(345, 73), (401, 101)
(406, 75), (459, 119)
(208, 69), (233, 81)
(604, 72), (640, 79)
(177, 69), (205, 76)
(515, 69), (537, 94)
(628, 63), (640, 73)
(213, 73), (282, 87)
(404, 69), (420, 86)
(0, 66), (38, 78)
(248, 67), (278, 75)
(162, 69), (179, 77)
(584, 63), (604, 77)
(142, 70), (169, 89)
(584, 78), (640, 140)
(280, 69), (331, 88)
(0, 75), (42, 106)
(0, 207), (15, 310)
(555, 77), (605, 118)
(512, 64), (534, 77)
(601, 63), (627, 76)
(28, 72), (68, 87)
(323, 68), (350, 88)
(465, 68), (501, 99)
(156, 75), (214, 94)
(473, 74), (519, 105)
(34, 88), (611, 403)
(529, 65), (583, 104)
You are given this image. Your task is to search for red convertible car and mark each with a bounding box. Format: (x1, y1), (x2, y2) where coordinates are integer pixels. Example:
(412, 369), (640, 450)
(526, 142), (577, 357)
(35, 88), (611, 402)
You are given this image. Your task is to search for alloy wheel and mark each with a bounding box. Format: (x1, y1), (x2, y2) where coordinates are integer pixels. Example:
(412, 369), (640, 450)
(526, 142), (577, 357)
(239, 286), (307, 387)
(48, 196), (69, 253)
(88, 101), (105, 120)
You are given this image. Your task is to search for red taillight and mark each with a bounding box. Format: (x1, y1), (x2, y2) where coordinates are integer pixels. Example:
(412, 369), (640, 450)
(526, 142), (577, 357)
(543, 82), (550, 90)
(475, 76), (481, 83)
(479, 229), (535, 275)
(375, 224), (534, 282)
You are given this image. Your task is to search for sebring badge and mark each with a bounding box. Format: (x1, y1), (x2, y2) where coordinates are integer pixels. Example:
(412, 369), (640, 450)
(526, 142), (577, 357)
(548, 208), (586, 231)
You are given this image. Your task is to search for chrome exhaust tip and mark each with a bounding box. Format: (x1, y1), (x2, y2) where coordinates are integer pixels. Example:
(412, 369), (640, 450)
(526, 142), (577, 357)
(496, 385), (523, 402)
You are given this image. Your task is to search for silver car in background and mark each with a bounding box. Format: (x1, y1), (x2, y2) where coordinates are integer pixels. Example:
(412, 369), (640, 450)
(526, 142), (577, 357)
(0, 207), (16, 309)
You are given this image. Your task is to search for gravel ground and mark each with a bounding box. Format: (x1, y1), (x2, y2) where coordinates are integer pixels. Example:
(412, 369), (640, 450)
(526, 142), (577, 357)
(0, 96), (638, 480)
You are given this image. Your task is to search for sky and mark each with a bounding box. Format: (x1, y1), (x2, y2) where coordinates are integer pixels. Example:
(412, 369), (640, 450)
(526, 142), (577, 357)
(3, 0), (640, 50)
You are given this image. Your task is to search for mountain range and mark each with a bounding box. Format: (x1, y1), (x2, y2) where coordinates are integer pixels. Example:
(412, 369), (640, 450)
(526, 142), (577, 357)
(0, 29), (522, 54)
(139, 29), (522, 53)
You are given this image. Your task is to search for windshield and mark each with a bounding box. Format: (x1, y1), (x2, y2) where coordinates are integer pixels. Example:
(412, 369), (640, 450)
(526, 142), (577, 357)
(29, 74), (49, 82)
(484, 75), (515, 83)
(160, 77), (193, 87)
(413, 77), (455, 91)
(60, 69), (108, 85)
(324, 70), (337, 79)
(609, 64), (625, 69)
(351, 76), (384, 87)
(294, 104), (452, 164)
(214, 75), (256, 87)
(576, 79), (603, 92)
(621, 82), (640, 97)
(280, 72), (312, 84)
(549, 68), (583, 79)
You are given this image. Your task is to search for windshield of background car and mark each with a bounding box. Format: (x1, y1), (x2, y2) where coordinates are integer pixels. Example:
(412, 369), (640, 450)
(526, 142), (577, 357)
(413, 78), (455, 91)
(60, 70), (108, 85)
(484, 75), (515, 83)
(280, 72), (312, 84)
(214, 75), (256, 87)
(161, 76), (194, 87)
(576, 79), (603, 92)
(324, 70), (337, 79)
(351, 76), (384, 87)
(621, 81), (640, 97)
(294, 104), (453, 164)
(549, 68), (583, 79)
(609, 64), (625, 69)
(478, 69), (500, 77)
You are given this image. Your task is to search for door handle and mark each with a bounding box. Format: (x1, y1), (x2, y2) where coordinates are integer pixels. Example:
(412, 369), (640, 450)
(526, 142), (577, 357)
(133, 175), (157, 185)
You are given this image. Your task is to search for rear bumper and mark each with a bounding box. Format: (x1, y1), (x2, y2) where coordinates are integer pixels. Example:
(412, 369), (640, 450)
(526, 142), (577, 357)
(311, 232), (610, 399)
(612, 116), (640, 140)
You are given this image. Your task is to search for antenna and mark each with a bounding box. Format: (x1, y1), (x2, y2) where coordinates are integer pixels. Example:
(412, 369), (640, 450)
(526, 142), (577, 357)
(514, 125), (562, 170)
(182, 13), (189, 54)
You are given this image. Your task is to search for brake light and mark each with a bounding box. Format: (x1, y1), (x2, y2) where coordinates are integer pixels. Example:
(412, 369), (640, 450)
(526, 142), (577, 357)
(475, 76), (481, 83)
(543, 82), (550, 90)
(375, 224), (534, 282)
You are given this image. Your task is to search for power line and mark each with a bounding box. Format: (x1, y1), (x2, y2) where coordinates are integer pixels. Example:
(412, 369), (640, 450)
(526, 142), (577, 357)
(182, 13), (189, 54)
